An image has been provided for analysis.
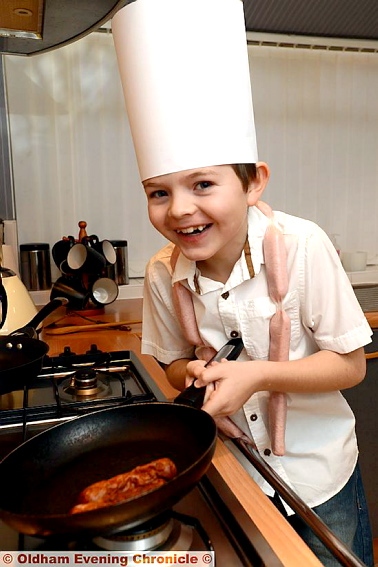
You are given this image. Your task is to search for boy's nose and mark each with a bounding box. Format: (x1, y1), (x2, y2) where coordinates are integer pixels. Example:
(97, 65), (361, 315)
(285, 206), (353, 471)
(168, 194), (196, 218)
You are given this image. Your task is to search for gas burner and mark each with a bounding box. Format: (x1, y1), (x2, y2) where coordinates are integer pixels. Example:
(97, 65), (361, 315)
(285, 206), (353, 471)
(92, 514), (193, 552)
(61, 368), (111, 400)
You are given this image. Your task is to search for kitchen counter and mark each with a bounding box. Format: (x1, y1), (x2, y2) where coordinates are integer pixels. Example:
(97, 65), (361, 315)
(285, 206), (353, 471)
(40, 299), (321, 567)
(365, 312), (378, 331)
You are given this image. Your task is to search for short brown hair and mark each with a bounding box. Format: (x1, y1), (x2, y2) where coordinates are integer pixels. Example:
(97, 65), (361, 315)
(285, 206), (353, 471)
(231, 164), (258, 191)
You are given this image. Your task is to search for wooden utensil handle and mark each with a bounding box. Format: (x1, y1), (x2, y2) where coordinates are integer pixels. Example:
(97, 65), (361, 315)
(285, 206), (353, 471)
(44, 319), (141, 335)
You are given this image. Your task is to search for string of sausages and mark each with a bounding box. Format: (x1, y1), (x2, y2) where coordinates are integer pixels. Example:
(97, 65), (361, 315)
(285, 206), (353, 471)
(170, 245), (216, 363)
(170, 201), (289, 455)
(256, 201), (289, 456)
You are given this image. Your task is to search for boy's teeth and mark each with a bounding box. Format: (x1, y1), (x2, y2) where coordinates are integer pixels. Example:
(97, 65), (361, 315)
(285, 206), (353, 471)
(178, 225), (207, 234)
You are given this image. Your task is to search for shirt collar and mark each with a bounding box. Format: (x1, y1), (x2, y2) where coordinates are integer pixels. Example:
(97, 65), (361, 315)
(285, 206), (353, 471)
(171, 205), (270, 291)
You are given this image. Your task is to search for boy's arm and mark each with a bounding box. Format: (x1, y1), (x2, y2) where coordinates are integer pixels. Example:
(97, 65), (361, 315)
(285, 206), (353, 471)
(163, 358), (195, 391)
(193, 347), (366, 417)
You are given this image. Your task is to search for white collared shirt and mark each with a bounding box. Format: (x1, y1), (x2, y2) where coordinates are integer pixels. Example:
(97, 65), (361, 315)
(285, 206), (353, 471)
(142, 207), (372, 510)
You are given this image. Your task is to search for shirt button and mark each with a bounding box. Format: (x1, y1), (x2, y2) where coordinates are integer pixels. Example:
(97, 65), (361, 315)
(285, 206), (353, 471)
(264, 448), (271, 456)
(221, 291), (229, 300)
(250, 414), (258, 422)
(230, 330), (239, 338)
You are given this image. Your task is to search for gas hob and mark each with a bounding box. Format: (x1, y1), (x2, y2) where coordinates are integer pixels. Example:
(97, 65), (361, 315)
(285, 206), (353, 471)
(0, 346), (282, 566)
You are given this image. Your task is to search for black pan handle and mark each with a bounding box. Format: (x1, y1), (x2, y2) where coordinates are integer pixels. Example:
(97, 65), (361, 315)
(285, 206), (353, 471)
(174, 337), (244, 408)
(10, 297), (69, 337)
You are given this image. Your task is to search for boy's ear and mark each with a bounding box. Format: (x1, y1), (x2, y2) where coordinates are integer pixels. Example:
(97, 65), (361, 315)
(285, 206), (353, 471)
(246, 162), (270, 206)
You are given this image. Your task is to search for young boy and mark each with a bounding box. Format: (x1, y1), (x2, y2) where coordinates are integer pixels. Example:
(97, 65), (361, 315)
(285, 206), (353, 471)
(112, 2), (374, 564)
(141, 161), (374, 566)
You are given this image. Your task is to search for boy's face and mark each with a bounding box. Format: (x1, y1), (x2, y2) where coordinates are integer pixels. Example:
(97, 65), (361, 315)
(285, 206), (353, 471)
(143, 164), (267, 269)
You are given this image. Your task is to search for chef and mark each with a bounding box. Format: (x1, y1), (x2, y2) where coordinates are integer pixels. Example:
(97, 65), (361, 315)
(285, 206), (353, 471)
(112, 2), (374, 565)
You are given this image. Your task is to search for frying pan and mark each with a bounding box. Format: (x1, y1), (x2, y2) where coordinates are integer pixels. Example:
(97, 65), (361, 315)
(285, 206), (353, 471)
(0, 297), (67, 395)
(0, 403), (217, 537)
(0, 339), (243, 538)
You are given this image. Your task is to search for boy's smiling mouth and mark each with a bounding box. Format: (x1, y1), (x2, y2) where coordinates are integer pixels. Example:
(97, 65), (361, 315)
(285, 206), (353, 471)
(176, 224), (211, 235)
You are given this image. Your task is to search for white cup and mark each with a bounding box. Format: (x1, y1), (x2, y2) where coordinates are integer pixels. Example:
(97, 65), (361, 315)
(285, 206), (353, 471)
(91, 277), (119, 306)
(341, 251), (367, 272)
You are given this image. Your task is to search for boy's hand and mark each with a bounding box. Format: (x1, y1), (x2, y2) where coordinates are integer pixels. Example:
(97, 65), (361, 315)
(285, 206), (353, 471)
(193, 359), (259, 417)
(185, 358), (206, 387)
(185, 359), (215, 404)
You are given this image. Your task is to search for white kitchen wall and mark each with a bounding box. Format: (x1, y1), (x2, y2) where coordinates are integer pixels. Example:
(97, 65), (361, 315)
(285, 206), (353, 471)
(250, 45), (378, 261)
(4, 32), (378, 280)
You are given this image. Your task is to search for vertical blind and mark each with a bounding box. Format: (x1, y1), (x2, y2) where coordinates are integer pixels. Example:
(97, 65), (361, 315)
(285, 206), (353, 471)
(250, 45), (378, 259)
(4, 32), (378, 279)
(4, 32), (167, 280)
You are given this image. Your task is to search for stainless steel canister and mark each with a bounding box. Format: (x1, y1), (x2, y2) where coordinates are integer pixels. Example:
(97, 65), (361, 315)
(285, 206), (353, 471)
(20, 243), (52, 291)
(106, 240), (129, 285)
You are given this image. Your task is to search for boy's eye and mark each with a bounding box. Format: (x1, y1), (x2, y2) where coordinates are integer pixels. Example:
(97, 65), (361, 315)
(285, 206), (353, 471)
(196, 181), (212, 190)
(149, 189), (167, 199)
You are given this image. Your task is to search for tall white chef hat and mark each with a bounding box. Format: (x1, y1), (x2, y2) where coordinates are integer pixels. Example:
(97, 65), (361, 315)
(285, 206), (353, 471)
(112, 0), (257, 182)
